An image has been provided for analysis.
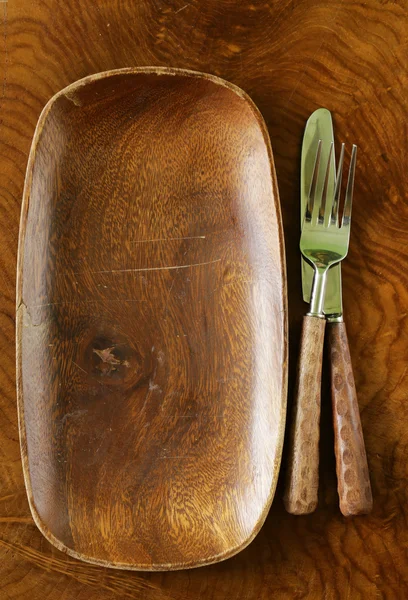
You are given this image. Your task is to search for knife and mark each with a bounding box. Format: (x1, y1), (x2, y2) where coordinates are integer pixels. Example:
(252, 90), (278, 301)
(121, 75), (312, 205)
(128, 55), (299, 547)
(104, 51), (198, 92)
(300, 109), (339, 313)
(295, 109), (373, 516)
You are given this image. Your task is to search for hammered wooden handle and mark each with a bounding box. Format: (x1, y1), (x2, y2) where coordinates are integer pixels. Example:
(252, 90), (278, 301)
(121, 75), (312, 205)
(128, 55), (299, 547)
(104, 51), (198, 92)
(284, 315), (326, 515)
(328, 321), (373, 517)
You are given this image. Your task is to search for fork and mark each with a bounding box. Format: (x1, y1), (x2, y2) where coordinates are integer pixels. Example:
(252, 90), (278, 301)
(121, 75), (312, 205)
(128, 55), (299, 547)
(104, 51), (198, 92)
(283, 141), (357, 515)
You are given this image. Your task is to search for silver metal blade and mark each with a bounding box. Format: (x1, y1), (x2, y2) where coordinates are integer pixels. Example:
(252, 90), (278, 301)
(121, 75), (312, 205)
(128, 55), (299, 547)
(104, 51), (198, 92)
(300, 108), (343, 316)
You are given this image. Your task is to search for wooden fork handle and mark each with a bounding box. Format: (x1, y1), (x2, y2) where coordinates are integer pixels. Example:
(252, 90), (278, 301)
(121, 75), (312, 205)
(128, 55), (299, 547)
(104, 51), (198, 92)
(284, 315), (326, 515)
(328, 321), (373, 516)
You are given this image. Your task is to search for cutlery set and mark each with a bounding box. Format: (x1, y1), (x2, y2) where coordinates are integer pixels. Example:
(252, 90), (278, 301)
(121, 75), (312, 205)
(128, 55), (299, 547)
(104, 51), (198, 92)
(284, 109), (373, 517)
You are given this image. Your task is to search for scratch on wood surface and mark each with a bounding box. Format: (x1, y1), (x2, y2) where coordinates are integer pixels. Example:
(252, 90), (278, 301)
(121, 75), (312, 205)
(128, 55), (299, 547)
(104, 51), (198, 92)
(0, 539), (174, 598)
(130, 235), (206, 243)
(158, 456), (192, 459)
(166, 415), (224, 418)
(71, 360), (87, 374)
(284, 0), (345, 108)
(0, 517), (32, 523)
(30, 300), (96, 308)
(379, 331), (393, 339)
(174, 4), (189, 13)
(0, 492), (23, 502)
(75, 258), (221, 275)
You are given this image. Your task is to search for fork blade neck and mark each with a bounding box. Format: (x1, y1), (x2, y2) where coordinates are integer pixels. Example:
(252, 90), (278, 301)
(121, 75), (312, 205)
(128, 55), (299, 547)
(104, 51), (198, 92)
(308, 268), (328, 317)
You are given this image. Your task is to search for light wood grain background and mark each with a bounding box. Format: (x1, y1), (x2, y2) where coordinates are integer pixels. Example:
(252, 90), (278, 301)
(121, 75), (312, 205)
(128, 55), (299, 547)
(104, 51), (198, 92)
(1, 0), (408, 598)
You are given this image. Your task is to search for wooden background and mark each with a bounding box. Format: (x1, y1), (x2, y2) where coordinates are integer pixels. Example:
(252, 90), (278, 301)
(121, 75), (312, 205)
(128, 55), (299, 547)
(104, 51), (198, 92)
(1, 0), (407, 598)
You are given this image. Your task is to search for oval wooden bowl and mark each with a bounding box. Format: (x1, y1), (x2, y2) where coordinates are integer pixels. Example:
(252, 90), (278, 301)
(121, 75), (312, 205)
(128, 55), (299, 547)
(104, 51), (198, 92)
(16, 67), (287, 570)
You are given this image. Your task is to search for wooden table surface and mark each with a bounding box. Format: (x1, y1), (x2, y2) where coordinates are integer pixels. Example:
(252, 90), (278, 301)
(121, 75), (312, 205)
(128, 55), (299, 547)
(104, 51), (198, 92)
(1, 0), (407, 598)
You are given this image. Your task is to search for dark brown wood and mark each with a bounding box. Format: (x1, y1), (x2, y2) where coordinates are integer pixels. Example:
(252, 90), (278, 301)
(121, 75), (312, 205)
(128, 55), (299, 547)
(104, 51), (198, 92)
(284, 315), (325, 515)
(1, 0), (408, 596)
(328, 321), (373, 517)
(16, 68), (287, 570)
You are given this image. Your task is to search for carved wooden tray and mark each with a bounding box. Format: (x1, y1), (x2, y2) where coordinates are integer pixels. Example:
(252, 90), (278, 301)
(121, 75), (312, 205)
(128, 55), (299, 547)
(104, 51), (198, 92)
(16, 67), (287, 570)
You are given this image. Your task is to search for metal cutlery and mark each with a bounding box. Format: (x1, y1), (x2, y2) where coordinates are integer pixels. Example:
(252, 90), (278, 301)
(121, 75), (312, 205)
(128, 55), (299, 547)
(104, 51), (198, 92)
(300, 109), (339, 315)
(298, 109), (372, 516)
(284, 131), (372, 516)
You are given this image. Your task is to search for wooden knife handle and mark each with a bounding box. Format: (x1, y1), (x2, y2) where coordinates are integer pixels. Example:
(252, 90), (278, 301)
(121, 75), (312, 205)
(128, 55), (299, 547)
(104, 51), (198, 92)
(284, 315), (326, 515)
(328, 321), (373, 517)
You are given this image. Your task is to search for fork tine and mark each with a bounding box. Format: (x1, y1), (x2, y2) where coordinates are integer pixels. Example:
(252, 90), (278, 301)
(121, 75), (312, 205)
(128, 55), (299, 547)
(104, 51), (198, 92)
(319, 142), (334, 224)
(342, 145), (357, 228)
(306, 140), (322, 223)
(331, 143), (345, 226)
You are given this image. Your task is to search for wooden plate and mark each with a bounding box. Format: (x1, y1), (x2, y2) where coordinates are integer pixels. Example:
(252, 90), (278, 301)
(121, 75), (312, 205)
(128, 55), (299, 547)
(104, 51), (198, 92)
(16, 67), (287, 571)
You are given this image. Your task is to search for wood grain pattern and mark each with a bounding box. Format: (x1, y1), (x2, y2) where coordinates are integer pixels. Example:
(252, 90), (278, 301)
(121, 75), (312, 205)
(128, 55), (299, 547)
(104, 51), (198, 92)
(284, 315), (325, 515)
(328, 321), (373, 517)
(16, 68), (287, 570)
(1, 0), (408, 596)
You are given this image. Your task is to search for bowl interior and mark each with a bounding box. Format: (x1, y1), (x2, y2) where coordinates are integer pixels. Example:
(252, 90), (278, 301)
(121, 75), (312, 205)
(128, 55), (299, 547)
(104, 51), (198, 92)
(17, 68), (287, 570)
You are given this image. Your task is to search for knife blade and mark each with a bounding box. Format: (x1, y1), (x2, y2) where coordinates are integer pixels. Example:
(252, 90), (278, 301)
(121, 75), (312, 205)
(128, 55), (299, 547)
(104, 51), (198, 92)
(301, 108), (342, 318)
